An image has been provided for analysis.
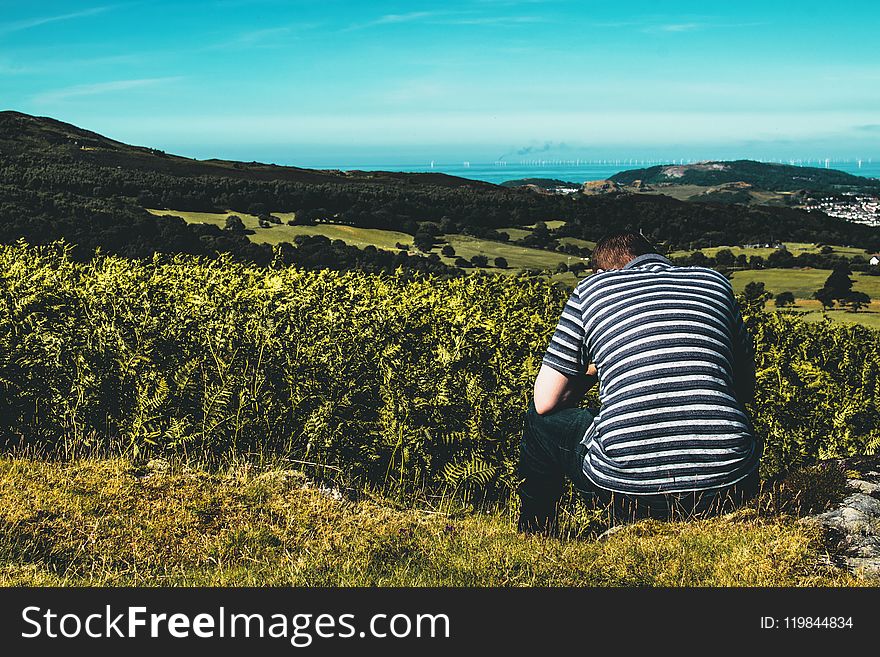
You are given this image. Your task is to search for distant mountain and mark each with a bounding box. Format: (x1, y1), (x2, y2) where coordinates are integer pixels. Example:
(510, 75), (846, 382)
(609, 159), (880, 193)
(0, 110), (491, 189)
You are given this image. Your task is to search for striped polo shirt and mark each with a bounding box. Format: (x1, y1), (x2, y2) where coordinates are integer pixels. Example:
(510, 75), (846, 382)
(542, 253), (760, 495)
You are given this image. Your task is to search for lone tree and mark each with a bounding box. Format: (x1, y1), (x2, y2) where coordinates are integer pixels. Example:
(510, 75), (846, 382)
(687, 251), (710, 267)
(823, 263), (854, 302)
(224, 215), (246, 233)
(774, 291), (796, 308)
(531, 221), (550, 242)
(714, 249), (735, 266)
(813, 287), (835, 310)
(470, 254), (489, 268)
(743, 281), (771, 305)
(493, 256), (508, 269)
(813, 262), (856, 310)
(845, 291), (871, 312)
(569, 262), (588, 276)
(413, 232), (434, 252)
(441, 245), (456, 257)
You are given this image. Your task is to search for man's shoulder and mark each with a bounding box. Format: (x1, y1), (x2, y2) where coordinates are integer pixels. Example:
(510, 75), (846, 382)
(572, 265), (735, 309)
(671, 265), (735, 289)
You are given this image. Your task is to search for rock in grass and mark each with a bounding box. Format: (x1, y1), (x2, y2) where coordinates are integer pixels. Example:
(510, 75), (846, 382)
(802, 459), (880, 579)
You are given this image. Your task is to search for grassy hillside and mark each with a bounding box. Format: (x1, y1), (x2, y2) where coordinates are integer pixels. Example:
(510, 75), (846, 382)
(0, 111), (490, 189)
(147, 208), (580, 275)
(146, 209), (414, 250)
(0, 458), (859, 586)
(610, 159), (880, 194)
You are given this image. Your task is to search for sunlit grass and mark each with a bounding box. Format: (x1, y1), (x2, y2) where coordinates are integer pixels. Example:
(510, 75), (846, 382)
(0, 457), (860, 587)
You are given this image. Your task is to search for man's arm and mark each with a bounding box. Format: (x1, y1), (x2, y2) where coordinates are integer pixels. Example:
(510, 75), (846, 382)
(534, 363), (598, 415)
(731, 301), (756, 404)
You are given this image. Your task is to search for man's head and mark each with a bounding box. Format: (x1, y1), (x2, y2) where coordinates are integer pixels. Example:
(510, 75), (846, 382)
(590, 231), (658, 272)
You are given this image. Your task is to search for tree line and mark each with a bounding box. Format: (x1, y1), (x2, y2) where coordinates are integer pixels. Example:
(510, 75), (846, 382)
(4, 148), (880, 271)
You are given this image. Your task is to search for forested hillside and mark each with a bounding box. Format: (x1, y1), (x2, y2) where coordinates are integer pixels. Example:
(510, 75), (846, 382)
(3, 112), (880, 269)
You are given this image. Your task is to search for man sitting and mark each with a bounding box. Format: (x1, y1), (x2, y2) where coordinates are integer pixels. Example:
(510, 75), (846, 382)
(517, 231), (760, 534)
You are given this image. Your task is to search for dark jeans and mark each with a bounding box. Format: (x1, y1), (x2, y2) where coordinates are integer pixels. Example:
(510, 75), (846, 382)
(517, 401), (759, 531)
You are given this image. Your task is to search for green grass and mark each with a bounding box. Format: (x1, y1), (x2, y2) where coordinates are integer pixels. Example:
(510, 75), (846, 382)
(145, 208), (879, 327)
(0, 457), (860, 587)
(773, 303), (880, 330)
(558, 237), (596, 249)
(531, 220), (566, 230)
(436, 234), (583, 273)
(729, 268), (880, 299)
(669, 242), (870, 260)
(146, 209), (413, 250)
(729, 268), (880, 329)
(147, 208), (581, 273)
(497, 227), (533, 241)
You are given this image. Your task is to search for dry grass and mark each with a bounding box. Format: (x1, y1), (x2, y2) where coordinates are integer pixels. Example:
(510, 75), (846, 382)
(0, 458), (862, 587)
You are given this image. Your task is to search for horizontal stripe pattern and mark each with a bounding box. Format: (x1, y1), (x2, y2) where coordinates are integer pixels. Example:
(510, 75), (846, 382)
(542, 253), (759, 495)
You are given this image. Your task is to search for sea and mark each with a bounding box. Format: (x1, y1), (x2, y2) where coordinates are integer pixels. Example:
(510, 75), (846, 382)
(298, 159), (880, 186)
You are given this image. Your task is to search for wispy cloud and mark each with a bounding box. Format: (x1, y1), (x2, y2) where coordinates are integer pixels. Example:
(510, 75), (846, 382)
(641, 20), (764, 34)
(589, 17), (763, 33)
(345, 10), (549, 31)
(234, 27), (292, 44)
(0, 5), (115, 34)
(474, 0), (558, 5)
(34, 77), (183, 104)
(433, 16), (550, 26)
(651, 22), (703, 32)
(344, 11), (441, 32)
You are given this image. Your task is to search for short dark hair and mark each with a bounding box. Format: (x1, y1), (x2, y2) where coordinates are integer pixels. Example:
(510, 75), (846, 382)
(591, 231), (657, 271)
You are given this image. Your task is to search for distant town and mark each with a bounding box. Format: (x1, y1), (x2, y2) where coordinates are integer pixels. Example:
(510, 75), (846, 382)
(804, 193), (880, 225)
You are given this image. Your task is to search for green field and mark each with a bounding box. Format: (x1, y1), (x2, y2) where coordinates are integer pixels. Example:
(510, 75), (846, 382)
(436, 234), (583, 272)
(148, 208), (581, 275)
(146, 209), (414, 250)
(147, 208), (880, 328)
(558, 237), (596, 249)
(670, 242), (870, 260)
(533, 220), (566, 230)
(3, 242), (880, 586)
(791, 306), (880, 330)
(729, 268), (880, 329)
(729, 268), (880, 299)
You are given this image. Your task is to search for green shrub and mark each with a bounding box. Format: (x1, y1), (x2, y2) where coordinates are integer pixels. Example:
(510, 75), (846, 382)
(1, 241), (879, 500)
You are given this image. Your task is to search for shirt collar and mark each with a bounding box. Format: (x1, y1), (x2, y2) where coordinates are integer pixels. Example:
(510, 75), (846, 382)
(621, 253), (674, 270)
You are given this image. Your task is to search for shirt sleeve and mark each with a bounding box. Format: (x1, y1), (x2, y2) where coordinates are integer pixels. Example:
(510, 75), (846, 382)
(542, 291), (588, 376)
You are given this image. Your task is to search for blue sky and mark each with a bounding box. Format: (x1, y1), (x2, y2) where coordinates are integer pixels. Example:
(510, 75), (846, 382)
(1, 0), (879, 164)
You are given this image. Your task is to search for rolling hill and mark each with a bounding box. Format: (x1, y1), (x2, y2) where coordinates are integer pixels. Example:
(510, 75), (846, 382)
(3, 110), (880, 271)
(0, 110), (491, 190)
(609, 159), (880, 194)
